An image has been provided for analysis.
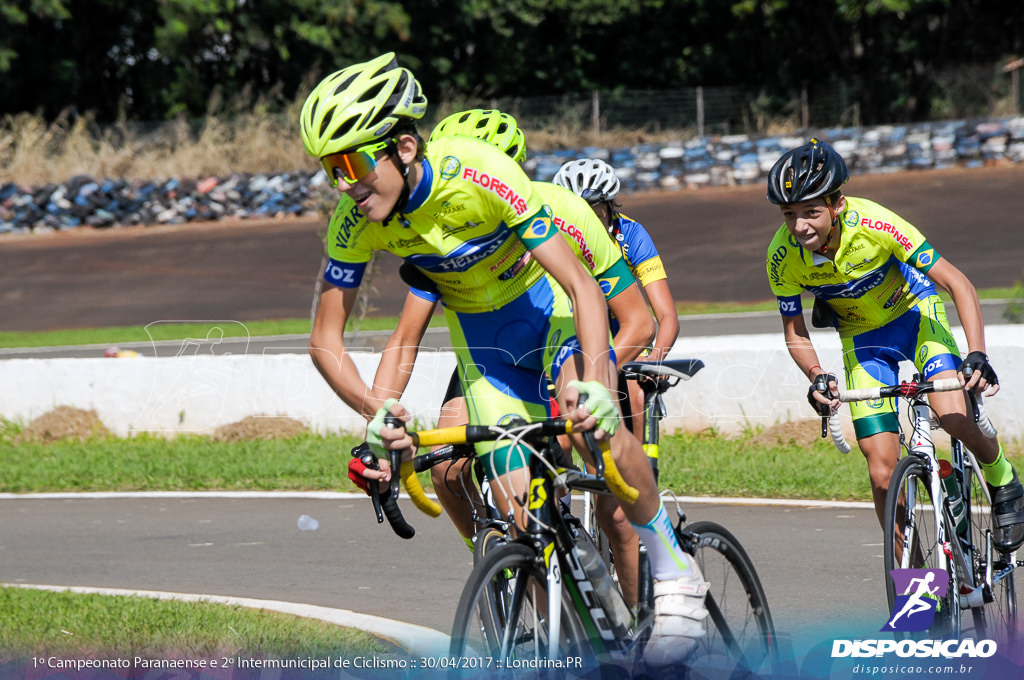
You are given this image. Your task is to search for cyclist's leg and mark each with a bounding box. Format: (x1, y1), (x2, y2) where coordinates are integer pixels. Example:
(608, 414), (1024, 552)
(914, 297), (1024, 550)
(842, 329), (904, 528)
(442, 289), (558, 533)
(547, 300), (707, 665)
(593, 494), (640, 607)
(429, 392), (480, 543)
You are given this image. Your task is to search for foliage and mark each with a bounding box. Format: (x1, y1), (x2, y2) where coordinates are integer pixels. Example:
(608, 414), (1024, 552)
(1005, 271), (1024, 323)
(1, 1), (1021, 125)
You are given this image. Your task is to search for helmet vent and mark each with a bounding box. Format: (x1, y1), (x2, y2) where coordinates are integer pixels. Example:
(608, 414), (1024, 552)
(319, 105), (336, 138)
(332, 117), (356, 141)
(334, 74), (359, 96)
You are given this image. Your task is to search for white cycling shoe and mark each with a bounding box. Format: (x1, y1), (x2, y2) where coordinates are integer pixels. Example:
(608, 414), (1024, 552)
(644, 573), (710, 667)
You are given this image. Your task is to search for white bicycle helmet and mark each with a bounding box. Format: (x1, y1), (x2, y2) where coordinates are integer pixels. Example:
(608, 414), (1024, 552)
(552, 158), (621, 204)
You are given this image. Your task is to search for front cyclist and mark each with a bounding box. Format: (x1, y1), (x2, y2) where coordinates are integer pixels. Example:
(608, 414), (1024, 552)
(764, 138), (1024, 552)
(368, 108), (655, 611)
(301, 54), (708, 666)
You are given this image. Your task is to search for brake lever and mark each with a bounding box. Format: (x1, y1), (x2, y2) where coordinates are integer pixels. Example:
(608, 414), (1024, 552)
(351, 443), (385, 524)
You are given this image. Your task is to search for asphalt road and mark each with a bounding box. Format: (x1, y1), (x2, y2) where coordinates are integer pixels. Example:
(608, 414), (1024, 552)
(0, 494), (888, 645)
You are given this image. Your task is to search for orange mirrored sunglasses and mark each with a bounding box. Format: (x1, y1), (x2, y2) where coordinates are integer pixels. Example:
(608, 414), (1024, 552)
(320, 139), (395, 187)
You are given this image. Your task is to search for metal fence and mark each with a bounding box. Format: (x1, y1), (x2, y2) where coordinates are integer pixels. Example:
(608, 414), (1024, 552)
(447, 66), (1022, 139)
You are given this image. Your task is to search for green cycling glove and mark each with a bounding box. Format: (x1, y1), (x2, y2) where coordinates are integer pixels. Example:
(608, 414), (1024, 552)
(568, 380), (620, 436)
(366, 398), (399, 457)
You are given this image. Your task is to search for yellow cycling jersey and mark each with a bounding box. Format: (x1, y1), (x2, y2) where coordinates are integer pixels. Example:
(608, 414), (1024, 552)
(534, 182), (635, 300)
(324, 135), (557, 313)
(766, 196), (942, 336)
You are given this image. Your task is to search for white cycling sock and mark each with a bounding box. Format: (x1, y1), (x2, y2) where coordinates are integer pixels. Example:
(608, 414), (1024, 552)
(631, 500), (698, 581)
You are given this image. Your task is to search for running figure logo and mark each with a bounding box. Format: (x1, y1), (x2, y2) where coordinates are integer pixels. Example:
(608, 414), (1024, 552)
(881, 569), (949, 632)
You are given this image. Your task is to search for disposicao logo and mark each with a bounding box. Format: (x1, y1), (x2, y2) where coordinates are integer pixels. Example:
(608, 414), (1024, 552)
(882, 568), (947, 632)
(830, 568), (998, 660)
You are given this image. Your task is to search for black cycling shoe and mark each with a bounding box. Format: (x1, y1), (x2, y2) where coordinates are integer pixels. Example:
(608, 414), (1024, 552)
(989, 470), (1024, 553)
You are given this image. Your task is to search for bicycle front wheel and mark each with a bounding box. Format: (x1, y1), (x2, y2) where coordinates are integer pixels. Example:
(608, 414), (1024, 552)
(450, 542), (591, 671)
(963, 449), (1019, 641)
(883, 455), (958, 637)
(681, 520), (776, 673)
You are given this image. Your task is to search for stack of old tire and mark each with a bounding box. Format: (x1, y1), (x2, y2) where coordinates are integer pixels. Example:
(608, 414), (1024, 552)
(3, 117), (1023, 235)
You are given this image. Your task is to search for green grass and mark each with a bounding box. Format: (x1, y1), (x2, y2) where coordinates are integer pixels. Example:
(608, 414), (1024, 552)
(0, 316), (446, 350)
(0, 430), (367, 493)
(3, 286), (1018, 350)
(0, 586), (390, 660)
(9, 420), (1019, 501)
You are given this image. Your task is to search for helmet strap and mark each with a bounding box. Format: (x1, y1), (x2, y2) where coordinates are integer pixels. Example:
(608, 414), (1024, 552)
(818, 196), (840, 255)
(382, 146), (413, 227)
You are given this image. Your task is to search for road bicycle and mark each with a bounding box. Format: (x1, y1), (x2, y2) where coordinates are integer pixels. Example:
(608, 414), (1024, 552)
(824, 376), (1020, 641)
(372, 361), (776, 677)
(583, 358), (778, 669)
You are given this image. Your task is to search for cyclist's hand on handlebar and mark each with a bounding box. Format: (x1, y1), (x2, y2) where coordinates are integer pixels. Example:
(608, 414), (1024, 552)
(807, 372), (840, 416)
(958, 351), (1000, 397)
(347, 454), (392, 495)
(566, 380), (620, 439)
(366, 398), (413, 456)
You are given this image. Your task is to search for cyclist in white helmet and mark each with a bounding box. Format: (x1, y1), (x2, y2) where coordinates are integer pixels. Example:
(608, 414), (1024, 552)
(554, 158), (681, 436)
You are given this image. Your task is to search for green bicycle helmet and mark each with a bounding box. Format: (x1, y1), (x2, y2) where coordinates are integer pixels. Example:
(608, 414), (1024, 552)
(429, 109), (527, 162)
(766, 138), (849, 205)
(300, 52), (428, 158)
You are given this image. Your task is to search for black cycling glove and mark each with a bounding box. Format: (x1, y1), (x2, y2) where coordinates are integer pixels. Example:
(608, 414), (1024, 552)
(807, 372), (838, 416)
(959, 351), (998, 386)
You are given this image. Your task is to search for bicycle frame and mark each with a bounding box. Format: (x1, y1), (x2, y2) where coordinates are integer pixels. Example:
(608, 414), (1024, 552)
(830, 376), (1019, 635)
(896, 392), (984, 614)
(520, 447), (635, 660)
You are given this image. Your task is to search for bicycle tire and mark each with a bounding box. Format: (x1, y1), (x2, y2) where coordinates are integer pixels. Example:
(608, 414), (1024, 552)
(882, 455), (959, 637)
(681, 520), (776, 673)
(472, 523), (509, 566)
(450, 542), (592, 673)
(963, 449), (1018, 641)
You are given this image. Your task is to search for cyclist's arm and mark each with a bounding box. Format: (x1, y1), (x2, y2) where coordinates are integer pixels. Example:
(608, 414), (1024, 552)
(641, 277), (679, 362)
(370, 291), (438, 402)
(530, 235), (616, 386)
(781, 312), (829, 382)
(781, 312), (839, 408)
(924, 258), (987, 356)
(606, 283), (655, 367)
(310, 284), (384, 421)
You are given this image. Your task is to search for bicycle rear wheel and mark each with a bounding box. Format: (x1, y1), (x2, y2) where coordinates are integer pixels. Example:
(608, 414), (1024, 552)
(963, 448), (1019, 641)
(680, 520), (776, 673)
(450, 542), (591, 672)
(883, 455), (958, 637)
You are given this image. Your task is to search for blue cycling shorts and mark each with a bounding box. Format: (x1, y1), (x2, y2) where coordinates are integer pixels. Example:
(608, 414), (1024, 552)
(840, 295), (961, 439)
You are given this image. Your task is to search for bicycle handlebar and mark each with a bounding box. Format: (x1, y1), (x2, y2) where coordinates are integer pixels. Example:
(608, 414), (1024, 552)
(390, 416), (639, 527)
(823, 377), (997, 453)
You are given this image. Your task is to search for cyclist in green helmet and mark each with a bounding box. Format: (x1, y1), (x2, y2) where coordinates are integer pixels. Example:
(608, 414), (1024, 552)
(370, 107), (658, 610)
(302, 55), (709, 666)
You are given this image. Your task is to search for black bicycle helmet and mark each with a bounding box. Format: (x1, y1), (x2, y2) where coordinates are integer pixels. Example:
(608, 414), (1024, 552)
(766, 138), (849, 205)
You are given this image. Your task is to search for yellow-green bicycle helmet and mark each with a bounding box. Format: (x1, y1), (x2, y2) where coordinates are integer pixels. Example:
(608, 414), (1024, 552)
(429, 109), (527, 163)
(300, 52), (428, 158)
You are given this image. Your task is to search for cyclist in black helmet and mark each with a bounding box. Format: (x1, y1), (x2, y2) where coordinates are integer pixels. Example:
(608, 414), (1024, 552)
(764, 138), (1023, 552)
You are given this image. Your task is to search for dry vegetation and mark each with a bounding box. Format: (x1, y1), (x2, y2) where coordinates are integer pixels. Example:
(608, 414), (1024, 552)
(17, 406), (111, 443)
(0, 97), (708, 188)
(0, 91), (311, 186)
(14, 407), (307, 442)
